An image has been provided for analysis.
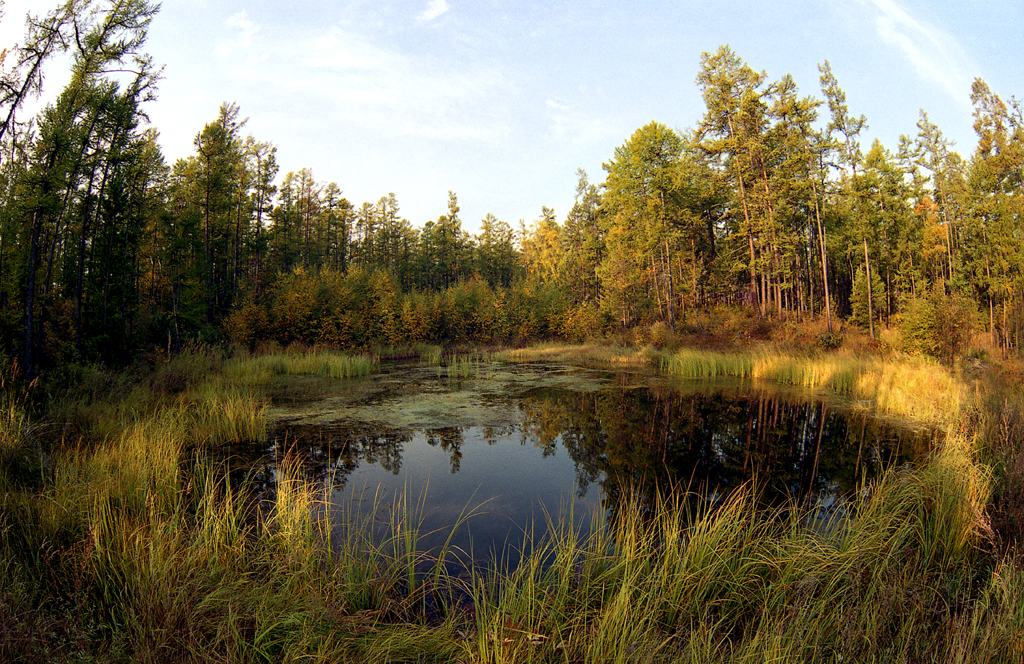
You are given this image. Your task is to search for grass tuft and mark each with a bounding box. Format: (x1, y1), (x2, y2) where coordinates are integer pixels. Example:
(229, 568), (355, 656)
(229, 350), (378, 383)
(662, 349), (964, 425)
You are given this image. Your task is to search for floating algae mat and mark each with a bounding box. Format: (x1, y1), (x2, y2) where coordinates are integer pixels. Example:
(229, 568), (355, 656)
(255, 361), (933, 568)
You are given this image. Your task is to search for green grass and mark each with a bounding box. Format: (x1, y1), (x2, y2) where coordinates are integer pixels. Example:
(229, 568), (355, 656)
(229, 349), (378, 383)
(0, 346), (1020, 662)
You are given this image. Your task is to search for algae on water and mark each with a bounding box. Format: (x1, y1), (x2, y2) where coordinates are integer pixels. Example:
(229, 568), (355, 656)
(266, 362), (619, 431)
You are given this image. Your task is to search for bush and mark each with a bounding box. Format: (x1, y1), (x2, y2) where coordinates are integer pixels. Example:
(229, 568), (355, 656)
(560, 303), (606, 343)
(899, 289), (976, 365)
(817, 331), (844, 350)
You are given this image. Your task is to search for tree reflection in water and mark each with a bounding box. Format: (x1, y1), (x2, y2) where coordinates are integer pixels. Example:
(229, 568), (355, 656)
(519, 385), (931, 528)
(251, 374), (933, 565)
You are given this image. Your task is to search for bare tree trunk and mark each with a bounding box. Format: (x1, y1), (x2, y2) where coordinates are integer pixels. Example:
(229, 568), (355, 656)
(664, 240), (676, 326)
(864, 237), (875, 339)
(810, 164), (832, 333)
(727, 116), (761, 317)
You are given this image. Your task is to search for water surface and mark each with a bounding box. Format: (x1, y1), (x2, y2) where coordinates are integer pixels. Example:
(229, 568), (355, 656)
(254, 361), (933, 566)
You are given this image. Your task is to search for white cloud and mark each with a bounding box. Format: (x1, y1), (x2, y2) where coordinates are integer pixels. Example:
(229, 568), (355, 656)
(209, 19), (512, 143)
(216, 11), (260, 57)
(861, 0), (974, 106)
(545, 97), (612, 145)
(303, 27), (399, 72)
(418, 0), (451, 23)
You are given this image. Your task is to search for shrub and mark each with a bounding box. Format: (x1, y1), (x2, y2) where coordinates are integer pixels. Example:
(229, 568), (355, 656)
(899, 289), (976, 365)
(647, 321), (674, 348)
(817, 330), (844, 350)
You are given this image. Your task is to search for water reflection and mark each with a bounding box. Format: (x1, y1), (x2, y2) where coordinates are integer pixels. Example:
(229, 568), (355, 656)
(244, 364), (933, 565)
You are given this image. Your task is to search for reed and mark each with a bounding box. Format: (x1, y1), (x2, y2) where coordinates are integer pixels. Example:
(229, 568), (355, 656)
(501, 342), (652, 367)
(663, 349), (965, 425)
(230, 350), (378, 382)
(1, 345), (1020, 662)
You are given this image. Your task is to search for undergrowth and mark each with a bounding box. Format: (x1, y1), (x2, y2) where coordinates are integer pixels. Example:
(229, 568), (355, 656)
(0, 345), (1020, 662)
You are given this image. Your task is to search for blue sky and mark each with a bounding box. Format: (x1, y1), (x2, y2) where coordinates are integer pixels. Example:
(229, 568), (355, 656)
(2, 0), (1021, 233)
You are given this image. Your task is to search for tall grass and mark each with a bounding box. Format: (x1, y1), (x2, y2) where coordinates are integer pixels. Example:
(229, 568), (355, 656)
(502, 342), (654, 367)
(181, 382), (267, 445)
(1, 345), (1020, 662)
(431, 351), (504, 379)
(1, 401), (467, 661)
(229, 350), (378, 383)
(0, 372), (29, 487)
(662, 348), (965, 425)
(441, 353), (479, 379)
(463, 428), (1008, 662)
(419, 345), (443, 367)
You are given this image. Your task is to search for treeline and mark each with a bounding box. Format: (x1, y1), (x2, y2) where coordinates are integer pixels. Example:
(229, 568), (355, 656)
(1, 2), (1022, 376)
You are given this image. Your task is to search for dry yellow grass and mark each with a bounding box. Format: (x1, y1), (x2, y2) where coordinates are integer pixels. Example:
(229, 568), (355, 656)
(665, 348), (966, 427)
(501, 342), (653, 367)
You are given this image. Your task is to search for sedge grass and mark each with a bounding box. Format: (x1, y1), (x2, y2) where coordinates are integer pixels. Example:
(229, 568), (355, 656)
(228, 350), (378, 383)
(180, 382), (267, 445)
(501, 342), (653, 367)
(0, 374), (25, 458)
(3, 424), (1017, 663)
(2, 417), (469, 661)
(0, 373), (32, 488)
(462, 437), (1004, 662)
(1, 345), (1020, 662)
(662, 348), (965, 426)
(441, 354), (479, 379)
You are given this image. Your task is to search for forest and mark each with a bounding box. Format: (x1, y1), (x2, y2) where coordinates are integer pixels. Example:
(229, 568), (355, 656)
(0, 0), (1021, 377)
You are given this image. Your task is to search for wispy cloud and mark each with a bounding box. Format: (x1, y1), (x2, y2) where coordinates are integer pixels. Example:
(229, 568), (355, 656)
(418, 0), (451, 23)
(216, 11), (260, 56)
(860, 0), (974, 106)
(212, 19), (512, 143)
(545, 97), (613, 145)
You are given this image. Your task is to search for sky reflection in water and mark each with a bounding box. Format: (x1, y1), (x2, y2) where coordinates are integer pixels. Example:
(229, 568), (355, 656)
(260, 362), (933, 567)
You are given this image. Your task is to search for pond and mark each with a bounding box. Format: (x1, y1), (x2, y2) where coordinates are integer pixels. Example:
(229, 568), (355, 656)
(243, 361), (934, 569)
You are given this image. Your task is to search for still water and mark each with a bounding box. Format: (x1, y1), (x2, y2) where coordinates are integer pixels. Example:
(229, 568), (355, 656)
(249, 361), (933, 566)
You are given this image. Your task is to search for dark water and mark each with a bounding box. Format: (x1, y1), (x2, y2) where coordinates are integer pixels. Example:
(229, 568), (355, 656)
(243, 362), (933, 567)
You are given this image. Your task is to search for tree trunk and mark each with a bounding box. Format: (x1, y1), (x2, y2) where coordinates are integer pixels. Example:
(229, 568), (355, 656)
(864, 237), (875, 339)
(810, 164), (832, 333)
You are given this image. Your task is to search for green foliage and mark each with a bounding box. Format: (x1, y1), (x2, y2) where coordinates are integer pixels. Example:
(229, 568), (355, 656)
(849, 264), (887, 330)
(3, 10), (1024, 373)
(899, 289), (977, 365)
(558, 302), (607, 342)
(222, 265), (582, 348)
(817, 330), (844, 350)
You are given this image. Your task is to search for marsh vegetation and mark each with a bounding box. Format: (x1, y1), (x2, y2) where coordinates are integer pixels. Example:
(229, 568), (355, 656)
(1, 343), (1022, 662)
